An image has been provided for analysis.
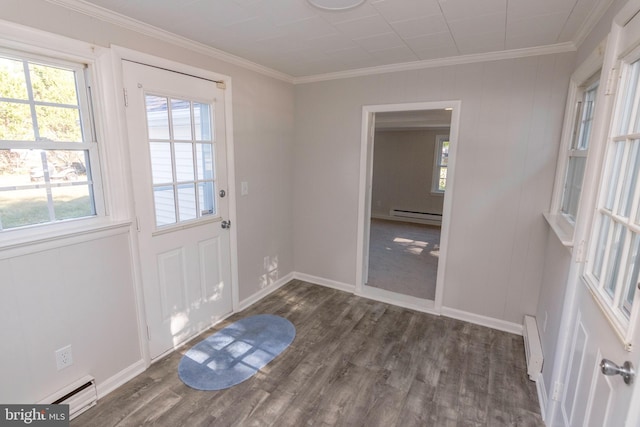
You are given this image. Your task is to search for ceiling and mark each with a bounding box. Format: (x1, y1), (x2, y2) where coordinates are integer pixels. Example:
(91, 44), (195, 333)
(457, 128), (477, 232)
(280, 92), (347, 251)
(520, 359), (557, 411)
(74, 0), (604, 79)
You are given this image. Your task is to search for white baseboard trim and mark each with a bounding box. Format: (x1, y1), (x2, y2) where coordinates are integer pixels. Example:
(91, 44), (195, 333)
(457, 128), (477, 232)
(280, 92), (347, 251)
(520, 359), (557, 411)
(441, 306), (523, 335)
(237, 272), (295, 312)
(536, 372), (548, 423)
(96, 359), (146, 400)
(292, 272), (355, 293)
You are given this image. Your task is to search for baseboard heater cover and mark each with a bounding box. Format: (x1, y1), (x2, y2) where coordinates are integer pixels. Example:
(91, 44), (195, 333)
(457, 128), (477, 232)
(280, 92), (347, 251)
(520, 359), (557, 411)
(389, 209), (442, 224)
(39, 375), (97, 419)
(523, 315), (543, 381)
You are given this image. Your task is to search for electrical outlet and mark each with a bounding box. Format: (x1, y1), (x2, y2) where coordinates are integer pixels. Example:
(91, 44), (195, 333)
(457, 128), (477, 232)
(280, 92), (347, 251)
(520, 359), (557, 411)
(55, 345), (73, 370)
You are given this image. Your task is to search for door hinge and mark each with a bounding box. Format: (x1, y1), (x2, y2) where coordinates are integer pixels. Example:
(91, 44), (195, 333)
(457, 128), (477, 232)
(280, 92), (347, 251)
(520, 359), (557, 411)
(605, 67), (619, 96)
(135, 216), (141, 232)
(217, 81), (226, 90)
(552, 381), (563, 401)
(146, 325), (151, 340)
(123, 88), (129, 107)
(576, 240), (587, 263)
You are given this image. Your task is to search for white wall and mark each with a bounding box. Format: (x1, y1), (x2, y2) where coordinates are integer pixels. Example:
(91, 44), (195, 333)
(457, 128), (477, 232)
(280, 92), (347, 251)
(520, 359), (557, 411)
(0, 0), (294, 402)
(294, 53), (575, 325)
(371, 129), (447, 218)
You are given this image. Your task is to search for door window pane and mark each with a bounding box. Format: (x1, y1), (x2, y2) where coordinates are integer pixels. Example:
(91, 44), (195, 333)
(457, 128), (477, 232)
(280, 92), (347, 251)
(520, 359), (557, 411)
(174, 143), (194, 182)
(177, 184), (197, 221)
(620, 60), (640, 135)
(622, 234), (640, 316)
(171, 99), (192, 140)
(149, 142), (172, 184)
(618, 140), (640, 218)
(147, 95), (216, 228)
(604, 223), (626, 298)
(154, 186), (176, 226)
(146, 95), (170, 140)
(593, 215), (611, 282)
(194, 103), (212, 141)
(604, 141), (625, 211)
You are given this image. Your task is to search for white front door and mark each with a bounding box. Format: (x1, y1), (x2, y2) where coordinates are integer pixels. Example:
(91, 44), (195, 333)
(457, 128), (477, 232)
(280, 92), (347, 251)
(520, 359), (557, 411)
(558, 6), (640, 426)
(123, 61), (233, 359)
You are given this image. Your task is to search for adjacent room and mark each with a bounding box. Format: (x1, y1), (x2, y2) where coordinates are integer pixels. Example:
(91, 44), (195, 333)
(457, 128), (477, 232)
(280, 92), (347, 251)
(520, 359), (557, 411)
(2, 0), (640, 425)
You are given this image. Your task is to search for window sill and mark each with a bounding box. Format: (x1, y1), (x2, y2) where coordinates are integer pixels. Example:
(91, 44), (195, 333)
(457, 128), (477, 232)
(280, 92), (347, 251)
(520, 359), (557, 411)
(543, 212), (575, 248)
(0, 218), (132, 260)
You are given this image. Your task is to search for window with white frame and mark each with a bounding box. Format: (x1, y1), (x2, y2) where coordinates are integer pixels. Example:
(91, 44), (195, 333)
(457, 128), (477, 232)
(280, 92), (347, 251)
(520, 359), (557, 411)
(561, 75), (599, 223)
(585, 57), (640, 339)
(0, 50), (101, 231)
(432, 134), (449, 193)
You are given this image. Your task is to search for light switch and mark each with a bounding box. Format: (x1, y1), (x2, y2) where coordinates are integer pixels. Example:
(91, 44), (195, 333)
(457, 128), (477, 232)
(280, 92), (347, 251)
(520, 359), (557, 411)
(241, 181), (249, 196)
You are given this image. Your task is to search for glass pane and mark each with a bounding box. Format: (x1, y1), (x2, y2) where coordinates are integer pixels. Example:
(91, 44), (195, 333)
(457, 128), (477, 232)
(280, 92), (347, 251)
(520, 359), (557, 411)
(618, 140), (640, 218)
(605, 141), (625, 211)
(153, 186), (176, 226)
(0, 57), (28, 100)
(622, 233), (640, 316)
(561, 156), (586, 221)
(604, 223), (626, 298)
(52, 184), (94, 220)
(0, 187), (49, 229)
(0, 102), (34, 140)
(149, 142), (173, 184)
(440, 140), (449, 166)
(171, 99), (192, 140)
(194, 102), (212, 141)
(146, 95), (170, 140)
(35, 105), (82, 142)
(577, 84), (598, 150)
(196, 143), (214, 180)
(620, 60), (640, 135)
(29, 150), (88, 183)
(174, 143), (195, 182)
(198, 181), (215, 216)
(29, 63), (78, 105)
(439, 167), (447, 191)
(593, 215), (611, 282)
(177, 183), (197, 221)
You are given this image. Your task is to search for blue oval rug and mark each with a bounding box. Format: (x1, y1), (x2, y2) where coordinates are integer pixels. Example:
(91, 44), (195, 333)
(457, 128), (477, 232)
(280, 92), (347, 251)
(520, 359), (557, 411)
(178, 314), (295, 390)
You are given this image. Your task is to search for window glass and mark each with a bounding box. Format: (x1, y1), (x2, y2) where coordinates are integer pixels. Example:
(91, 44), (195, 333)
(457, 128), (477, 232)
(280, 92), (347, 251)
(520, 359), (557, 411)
(146, 94), (216, 227)
(0, 52), (98, 231)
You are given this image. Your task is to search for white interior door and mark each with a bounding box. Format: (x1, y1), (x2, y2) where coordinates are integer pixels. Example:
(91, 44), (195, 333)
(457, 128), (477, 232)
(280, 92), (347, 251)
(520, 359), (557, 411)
(558, 7), (640, 426)
(123, 61), (233, 359)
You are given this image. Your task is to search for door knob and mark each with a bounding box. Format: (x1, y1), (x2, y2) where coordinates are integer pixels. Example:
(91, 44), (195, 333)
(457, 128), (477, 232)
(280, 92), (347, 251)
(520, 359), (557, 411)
(600, 359), (635, 385)
(221, 220), (231, 229)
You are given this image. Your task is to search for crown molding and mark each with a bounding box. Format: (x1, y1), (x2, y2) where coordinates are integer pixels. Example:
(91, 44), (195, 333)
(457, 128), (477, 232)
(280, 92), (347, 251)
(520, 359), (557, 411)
(292, 42), (577, 84)
(572, 0), (615, 49)
(44, 0), (294, 83)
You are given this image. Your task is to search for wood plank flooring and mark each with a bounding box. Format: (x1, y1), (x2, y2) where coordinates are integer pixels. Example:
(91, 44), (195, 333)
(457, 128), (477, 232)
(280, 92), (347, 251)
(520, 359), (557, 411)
(72, 280), (543, 427)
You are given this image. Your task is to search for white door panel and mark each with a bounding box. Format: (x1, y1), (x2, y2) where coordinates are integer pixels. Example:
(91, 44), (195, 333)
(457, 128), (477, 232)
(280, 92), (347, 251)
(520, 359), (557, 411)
(123, 61), (233, 359)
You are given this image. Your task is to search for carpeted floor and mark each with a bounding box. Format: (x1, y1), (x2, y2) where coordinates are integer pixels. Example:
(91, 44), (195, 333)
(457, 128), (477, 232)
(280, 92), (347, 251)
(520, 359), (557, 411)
(367, 218), (440, 300)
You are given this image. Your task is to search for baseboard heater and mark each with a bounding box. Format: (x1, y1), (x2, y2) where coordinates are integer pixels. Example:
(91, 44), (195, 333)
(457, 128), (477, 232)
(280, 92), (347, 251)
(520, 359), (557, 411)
(39, 375), (97, 419)
(523, 315), (543, 381)
(389, 209), (442, 225)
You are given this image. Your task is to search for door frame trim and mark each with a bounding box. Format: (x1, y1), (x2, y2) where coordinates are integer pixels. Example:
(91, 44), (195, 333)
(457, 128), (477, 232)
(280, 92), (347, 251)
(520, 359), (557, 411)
(355, 100), (461, 313)
(111, 46), (239, 367)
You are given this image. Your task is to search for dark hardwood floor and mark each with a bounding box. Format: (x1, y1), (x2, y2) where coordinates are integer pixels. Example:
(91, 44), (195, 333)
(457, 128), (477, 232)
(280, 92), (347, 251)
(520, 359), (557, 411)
(72, 280), (543, 427)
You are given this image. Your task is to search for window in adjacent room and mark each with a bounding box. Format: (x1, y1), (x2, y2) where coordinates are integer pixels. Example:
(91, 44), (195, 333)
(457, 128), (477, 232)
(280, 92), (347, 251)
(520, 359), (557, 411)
(561, 75), (600, 223)
(0, 50), (102, 231)
(432, 134), (449, 193)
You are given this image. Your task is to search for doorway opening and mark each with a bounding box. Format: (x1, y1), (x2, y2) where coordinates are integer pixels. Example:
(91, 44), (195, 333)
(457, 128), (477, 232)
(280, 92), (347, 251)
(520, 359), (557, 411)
(356, 101), (461, 313)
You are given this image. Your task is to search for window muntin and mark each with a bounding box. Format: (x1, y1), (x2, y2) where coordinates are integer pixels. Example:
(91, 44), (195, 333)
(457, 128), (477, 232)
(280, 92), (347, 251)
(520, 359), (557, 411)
(0, 52), (100, 231)
(560, 78), (599, 223)
(433, 134), (449, 193)
(585, 59), (640, 331)
(144, 94), (216, 228)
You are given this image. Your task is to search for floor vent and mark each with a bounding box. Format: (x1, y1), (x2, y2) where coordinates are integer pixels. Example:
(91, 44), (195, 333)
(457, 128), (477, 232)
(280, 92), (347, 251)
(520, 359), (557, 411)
(389, 209), (442, 225)
(39, 375), (97, 419)
(523, 315), (543, 381)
